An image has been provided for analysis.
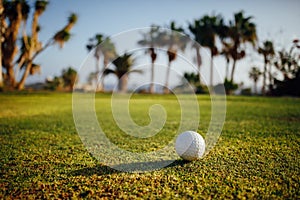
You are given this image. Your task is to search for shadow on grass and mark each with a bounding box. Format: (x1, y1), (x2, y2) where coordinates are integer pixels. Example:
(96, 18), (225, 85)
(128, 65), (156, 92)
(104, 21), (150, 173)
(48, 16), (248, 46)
(70, 159), (189, 176)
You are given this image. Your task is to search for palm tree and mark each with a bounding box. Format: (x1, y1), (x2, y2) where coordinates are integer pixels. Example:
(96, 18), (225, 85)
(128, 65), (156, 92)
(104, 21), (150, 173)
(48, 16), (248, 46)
(104, 53), (142, 93)
(162, 21), (187, 94)
(16, 0), (48, 90)
(200, 15), (223, 89)
(87, 71), (98, 85)
(2, 0), (30, 87)
(272, 39), (300, 96)
(189, 15), (223, 89)
(53, 13), (77, 48)
(258, 40), (274, 95)
(217, 19), (231, 82)
(62, 67), (78, 91)
(227, 11), (257, 83)
(138, 26), (160, 93)
(86, 34), (103, 73)
(188, 20), (204, 86)
(86, 34), (116, 91)
(182, 72), (200, 87)
(86, 34), (104, 90)
(220, 41), (233, 81)
(101, 38), (116, 68)
(17, 12), (78, 90)
(274, 39), (300, 80)
(1, 1), (77, 90)
(249, 66), (262, 94)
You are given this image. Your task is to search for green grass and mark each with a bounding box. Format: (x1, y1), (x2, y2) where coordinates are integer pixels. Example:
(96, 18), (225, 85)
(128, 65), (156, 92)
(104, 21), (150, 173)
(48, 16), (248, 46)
(0, 93), (299, 199)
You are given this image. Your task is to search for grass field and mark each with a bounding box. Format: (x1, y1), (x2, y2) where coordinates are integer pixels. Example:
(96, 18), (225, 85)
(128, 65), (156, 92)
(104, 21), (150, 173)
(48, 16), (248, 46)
(0, 93), (299, 199)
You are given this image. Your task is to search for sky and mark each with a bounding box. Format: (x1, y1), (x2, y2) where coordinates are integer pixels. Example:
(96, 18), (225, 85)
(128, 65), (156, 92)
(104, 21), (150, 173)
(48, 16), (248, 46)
(25, 0), (300, 89)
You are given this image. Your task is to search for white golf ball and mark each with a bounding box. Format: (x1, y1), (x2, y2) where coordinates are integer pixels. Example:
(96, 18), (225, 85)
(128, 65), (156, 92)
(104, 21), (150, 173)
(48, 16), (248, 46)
(175, 131), (205, 161)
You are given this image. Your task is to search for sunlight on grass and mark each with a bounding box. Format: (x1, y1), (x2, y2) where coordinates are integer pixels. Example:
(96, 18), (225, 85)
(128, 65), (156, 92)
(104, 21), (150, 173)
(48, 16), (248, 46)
(0, 93), (299, 198)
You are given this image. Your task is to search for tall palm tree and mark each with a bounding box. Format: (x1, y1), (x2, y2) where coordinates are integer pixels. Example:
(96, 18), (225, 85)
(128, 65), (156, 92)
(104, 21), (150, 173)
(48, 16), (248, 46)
(188, 20), (204, 86)
(17, 12), (78, 90)
(138, 26), (160, 93)
(189, 15), (223, 89)
(227, 11), (257, 83)
(249, 66), (261, 94)
(2, 0), (30, 87)
(258, 40), (274, 95)
(104, 53), (142, 93)
(1, 1), (77, 90)
(16, 0), (48, 90)
(86, 34), (116, 91)
(162, 21), (187, 94)
(217, 19), (232, 82)
(86, 34), (104, 90)
(199, 15), (223, 89)
(86, 34), (104, 73)
(220, 42), (232, 81)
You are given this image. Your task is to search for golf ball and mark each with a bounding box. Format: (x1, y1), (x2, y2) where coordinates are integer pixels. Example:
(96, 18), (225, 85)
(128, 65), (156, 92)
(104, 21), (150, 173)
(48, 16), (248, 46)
(175, 131), (205, 161)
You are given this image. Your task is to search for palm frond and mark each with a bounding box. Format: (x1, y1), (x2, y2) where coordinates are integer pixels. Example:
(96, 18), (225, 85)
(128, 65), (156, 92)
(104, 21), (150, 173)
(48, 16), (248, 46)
(53, 29), (71, 48)
(103, 68), (115, 75)
(68, 13), (78, 24)
(35, 0), (48, 15)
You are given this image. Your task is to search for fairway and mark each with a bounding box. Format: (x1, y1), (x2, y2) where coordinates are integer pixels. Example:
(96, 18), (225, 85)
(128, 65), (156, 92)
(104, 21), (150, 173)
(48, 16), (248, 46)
(0, 93), (299, 199)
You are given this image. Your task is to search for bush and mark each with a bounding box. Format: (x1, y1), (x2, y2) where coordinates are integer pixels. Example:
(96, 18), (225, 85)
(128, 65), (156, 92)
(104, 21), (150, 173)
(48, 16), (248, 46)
(224, 79), (238, 95)
(241, 88), (252, 96)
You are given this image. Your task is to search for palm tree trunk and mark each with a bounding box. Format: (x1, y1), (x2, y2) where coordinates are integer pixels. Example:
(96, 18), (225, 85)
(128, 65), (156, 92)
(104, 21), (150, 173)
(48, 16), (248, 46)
(32, 12), (39, 48)
(149, 60), (155, 93)
(14, 39), (53, 90)
(254, 81), (257, 95)
(195, 46), (202, 85)
(118, 74), (128, 93)
(268, 64), (273, 91)
(15, 54), (26, 80)
(31, 38), (53, 61)
(4, 2), (22, 88)
(95, 57), (103, 92)
(164, 61), (171, 94)
(210, 52), (214, 92)
(98, 75), (105, 92)
(7, 65), (16, 87)
(230, 59), (237, 82)
(17, 62), (32, 90)
(100, 58), (111, 92)
(262, 61), (267, 95)
(225, 57), (229, 80)
(17, 10), (40, 91)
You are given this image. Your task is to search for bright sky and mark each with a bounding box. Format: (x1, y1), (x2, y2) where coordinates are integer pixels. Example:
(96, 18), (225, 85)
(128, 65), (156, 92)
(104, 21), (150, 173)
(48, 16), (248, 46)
(27, 0), (300, 89)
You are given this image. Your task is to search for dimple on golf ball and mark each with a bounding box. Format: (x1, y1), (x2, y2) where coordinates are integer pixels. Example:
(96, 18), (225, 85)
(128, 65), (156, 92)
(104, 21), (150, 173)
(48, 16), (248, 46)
(175, 131), (205, 161)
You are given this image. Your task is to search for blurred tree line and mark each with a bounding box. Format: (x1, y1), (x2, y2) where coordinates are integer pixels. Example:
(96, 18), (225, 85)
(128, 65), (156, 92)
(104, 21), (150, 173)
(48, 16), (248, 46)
(87, 11), (299, 96)
(45, 66), (77, 91)
(0, 1), (299, 96)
